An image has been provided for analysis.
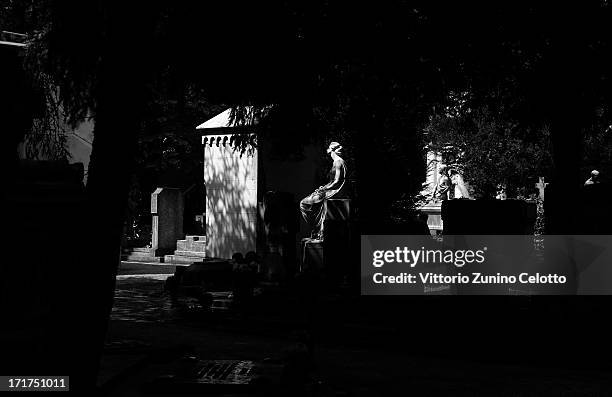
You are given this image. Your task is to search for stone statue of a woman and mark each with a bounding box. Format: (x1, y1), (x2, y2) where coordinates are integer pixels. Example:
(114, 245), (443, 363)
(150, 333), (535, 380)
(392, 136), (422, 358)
(299, 142), (347, 240)
(449, 168), (471, 199)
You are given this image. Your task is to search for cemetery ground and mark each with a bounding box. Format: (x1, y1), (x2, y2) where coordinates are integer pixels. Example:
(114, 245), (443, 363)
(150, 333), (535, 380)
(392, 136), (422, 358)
(98, 262), (612, 396)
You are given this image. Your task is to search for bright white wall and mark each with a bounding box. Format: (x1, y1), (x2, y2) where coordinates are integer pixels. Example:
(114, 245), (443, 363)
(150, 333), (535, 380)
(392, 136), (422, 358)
(203, 134), (258, 258)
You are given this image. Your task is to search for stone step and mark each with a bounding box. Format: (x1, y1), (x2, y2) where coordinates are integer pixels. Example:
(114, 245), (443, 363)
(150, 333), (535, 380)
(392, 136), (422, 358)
(122, 247), (153, 254)
(122, 254), (161, 263)
(123, 250), (156, 258)
(164, 255), (206, 265)
(173, 250), (207, 258)
(132, 247), (153, 253)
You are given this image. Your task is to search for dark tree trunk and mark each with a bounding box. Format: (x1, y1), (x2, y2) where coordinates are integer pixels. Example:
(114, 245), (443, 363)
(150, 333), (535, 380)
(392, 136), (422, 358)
(76, 84), (145, 389)
(68, 8), (154, 390)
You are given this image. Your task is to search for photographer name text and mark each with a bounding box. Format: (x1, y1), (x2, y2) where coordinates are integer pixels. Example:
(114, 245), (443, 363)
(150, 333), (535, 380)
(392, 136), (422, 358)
(372, 272), (567, 285)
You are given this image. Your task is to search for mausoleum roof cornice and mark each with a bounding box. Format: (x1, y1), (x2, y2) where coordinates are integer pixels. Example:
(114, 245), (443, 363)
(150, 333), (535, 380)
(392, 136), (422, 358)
(202, 133), (256, 147)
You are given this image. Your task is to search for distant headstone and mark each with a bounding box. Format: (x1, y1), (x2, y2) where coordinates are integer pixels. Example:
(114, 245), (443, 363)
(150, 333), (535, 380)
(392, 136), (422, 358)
(151, 187), (184, 256)
(535, 177), (546, 200)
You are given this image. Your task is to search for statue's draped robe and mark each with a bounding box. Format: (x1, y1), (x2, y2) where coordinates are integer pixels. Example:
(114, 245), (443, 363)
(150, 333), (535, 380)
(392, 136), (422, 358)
(300, 158), (347, 239)
(451, 173), (470, 199)
(434, 175), (451, 201)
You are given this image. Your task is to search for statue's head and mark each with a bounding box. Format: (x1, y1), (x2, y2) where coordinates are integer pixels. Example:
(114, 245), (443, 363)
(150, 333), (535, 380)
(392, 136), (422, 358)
(327, 141), (343, 157)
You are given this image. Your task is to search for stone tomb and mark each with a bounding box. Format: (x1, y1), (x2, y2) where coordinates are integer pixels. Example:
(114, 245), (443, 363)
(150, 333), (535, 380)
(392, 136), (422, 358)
(418, 150), (445, 234)
(197, 107), (319, 264)
(122, 187), (184, 263)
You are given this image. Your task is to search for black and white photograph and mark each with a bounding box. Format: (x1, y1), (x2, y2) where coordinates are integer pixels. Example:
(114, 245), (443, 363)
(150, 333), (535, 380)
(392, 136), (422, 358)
(2, 1), (612, 395)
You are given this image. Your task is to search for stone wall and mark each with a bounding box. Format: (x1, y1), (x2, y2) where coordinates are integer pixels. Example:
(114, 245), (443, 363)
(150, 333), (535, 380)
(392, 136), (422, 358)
(421, 149), (443, 199)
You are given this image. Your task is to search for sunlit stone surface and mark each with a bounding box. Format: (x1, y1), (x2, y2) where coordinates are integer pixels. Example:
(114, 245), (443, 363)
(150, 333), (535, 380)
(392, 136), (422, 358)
(203, 134), (257, 258)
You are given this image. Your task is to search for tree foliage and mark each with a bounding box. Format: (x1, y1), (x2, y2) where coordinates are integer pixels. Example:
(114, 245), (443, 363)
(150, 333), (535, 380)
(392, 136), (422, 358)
(10, 1), (612, 217)
(424, 93), (553, 199)
(23, 73), (71, 161)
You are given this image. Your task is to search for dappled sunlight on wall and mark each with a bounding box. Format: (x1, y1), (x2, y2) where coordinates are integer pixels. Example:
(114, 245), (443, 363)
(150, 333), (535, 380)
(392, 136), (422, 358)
(203, 134), (257, 258)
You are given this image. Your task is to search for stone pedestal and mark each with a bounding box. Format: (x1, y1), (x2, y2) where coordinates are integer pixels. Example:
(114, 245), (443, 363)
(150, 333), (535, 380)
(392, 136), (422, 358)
(301, 238), (324, 273)
(297, 199), (354, 282)
(419, 202), (442, 234)
(151, 187), (184, 256)
(323, 199), (353, 281)
(164, 235), (207, 264)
